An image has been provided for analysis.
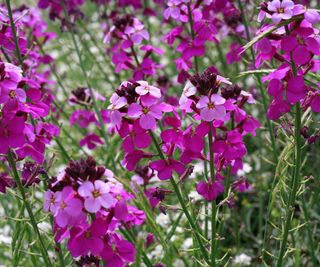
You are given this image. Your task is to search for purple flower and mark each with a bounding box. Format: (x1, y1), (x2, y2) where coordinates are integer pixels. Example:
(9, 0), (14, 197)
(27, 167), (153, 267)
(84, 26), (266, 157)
(68, 218), (108, 257)
(149, 158), (185, 180)
(135, 81), (161, 98)
(163, 0), (182, 20)
(267, 0), (294, 23)
(80, 133), (104, 150)
(78, 180), (115, 213)
(54, 187), (83, 228)
(108, 93), (127, 127)
(124, 19), (149, 44)
(0, 116), (25, 154)
(196, 180), (224, 201)
(127, 97), (172, 130)
(70, 110), (97, 128)
(101, 236), (135, 267)
(196, 94), (226, 122)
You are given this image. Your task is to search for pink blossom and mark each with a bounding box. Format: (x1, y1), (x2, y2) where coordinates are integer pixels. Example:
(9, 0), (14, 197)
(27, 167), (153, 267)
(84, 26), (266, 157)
(149, 158), (185, 180)
(267, 0), (294, 23)
(54, 187), (83, 228)
(124, 19), (149, 44)
(70, 110), (97, 128)
(80, 133), (104, 150)
(78, 180), (115, 213)
(179, 81), (197, 105)
(196, 180), (224, 201)
(101, 236), (135, 267)
(108, 93), (127, 127)
(196, 94), (226, 122)
(135, 81), (161, 98)
(127, 97), (172, 130)
(163, 0), (182, 20)
(0, 116), (25, 154)
(68, 218), (108, 257)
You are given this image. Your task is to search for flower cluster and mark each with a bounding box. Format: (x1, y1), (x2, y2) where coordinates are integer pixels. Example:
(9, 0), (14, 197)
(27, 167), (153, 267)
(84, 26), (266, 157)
(38, 0), (84, 21)
(0, 6), (59, 163)
(104, 14), (163, 79)
(108, 67), (259, 202)
(162, 0), (249, 82)
(255, 2), (320, 120)
(44, 157), (145, 266)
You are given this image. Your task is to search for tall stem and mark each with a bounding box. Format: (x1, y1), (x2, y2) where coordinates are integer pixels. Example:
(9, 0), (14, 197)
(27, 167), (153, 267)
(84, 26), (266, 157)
(148, 130), (210, 264)
(187, 3), (199, 72)
(276, 103), (302, 267)
(208, 123), (217, 266)
(276, 25), (302, 267)
(5, 0), (23, 66)
(7, 151), (53, 267)
(61, 1), (110, 155)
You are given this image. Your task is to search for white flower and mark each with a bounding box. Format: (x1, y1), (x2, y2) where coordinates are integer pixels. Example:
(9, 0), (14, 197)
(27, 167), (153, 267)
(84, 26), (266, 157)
(233, 253), (252, 266)
(156, 213), (169, 227)
(182, 237), (193, 249)
(237, 163), (252, 176)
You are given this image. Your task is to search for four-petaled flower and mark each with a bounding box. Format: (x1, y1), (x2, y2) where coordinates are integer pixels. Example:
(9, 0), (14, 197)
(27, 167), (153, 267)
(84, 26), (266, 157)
(78, 180), (115, 213)
(196, 94), (226, 122)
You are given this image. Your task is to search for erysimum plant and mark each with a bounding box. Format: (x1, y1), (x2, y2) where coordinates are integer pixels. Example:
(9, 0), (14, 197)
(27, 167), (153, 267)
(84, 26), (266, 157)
(0, 0), (319, 267)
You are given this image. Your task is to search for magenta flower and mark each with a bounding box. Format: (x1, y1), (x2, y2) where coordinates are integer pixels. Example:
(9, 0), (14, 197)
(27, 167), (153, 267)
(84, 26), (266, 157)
(70, 110), (97, 128)
(163, 0), (182, 20)
(121, 121), (152, 153)
(267, 0), (294, 23)
(54, 187), (83, 228)
(44, 190), (58, 213)
(286, 76), (307, 104)
(196, 180), (224, 201)
(281, 27), (320, 65)
(196, 94), (226, 122)
(124, 19), (149, 44)
(68, 218), (108, 257)
(135, 81), (161, 98)
(0, 87), (26, 104)
(310, 91), (320, 113)
(78, 180), (115, 213)
(101, 237), (135, 267)
(213, 130), (247, 161)
(149, 158), (185, 180)
(80, 133), (104, 150)
(127, 97), (172, 130)
(0, 116), (25, 154)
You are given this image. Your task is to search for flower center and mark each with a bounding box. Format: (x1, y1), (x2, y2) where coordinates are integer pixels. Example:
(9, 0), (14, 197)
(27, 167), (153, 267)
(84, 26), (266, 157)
(50, 195), (55, 204)
(92, 190), (101, 198)
(60, 201), (66, 209)
(85, 230), (91, 239)
(207, 102), (215, 109)
(142, 107), (149, 114)
(9, 90), (16, 99)
(144, 86), (150, 91)
(277, 7), (284, 14)
(297, 36), (304, 45)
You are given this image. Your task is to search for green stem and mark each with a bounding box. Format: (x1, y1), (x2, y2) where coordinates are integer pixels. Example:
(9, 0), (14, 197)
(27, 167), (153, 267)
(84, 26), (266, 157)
(61, 1), (110, 152)
(276, 25), (303, 267)
(5, 0), (23, 66)
(301, 196), (317, 267)
(276, 103), (302, 267)
(208, 123), (217, 267)
(187, 3), (199, 72)
(7, 151), (53, 267)
(148, 130), (210, 264)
